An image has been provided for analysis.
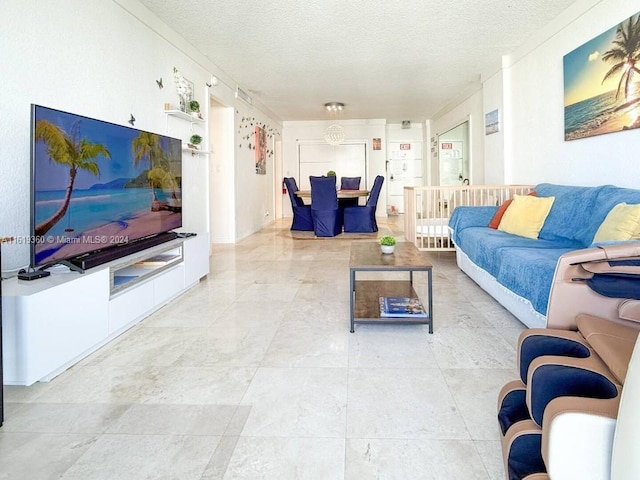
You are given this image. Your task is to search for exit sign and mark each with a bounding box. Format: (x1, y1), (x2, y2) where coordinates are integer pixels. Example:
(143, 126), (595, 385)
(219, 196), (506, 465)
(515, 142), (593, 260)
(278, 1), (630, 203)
(441, 143), (453, 149)
(400, 144), (411, 150)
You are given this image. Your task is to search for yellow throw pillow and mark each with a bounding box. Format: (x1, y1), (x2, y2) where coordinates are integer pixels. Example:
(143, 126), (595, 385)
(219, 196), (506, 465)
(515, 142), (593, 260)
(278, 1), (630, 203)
(498, 194), (555, 239)
(593, 203), (640, 243)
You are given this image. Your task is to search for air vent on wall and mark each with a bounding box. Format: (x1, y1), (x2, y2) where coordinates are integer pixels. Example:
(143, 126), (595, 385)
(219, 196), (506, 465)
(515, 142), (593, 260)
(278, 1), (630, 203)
(401, 120), (411, 129)
(235, 87), (252, 105)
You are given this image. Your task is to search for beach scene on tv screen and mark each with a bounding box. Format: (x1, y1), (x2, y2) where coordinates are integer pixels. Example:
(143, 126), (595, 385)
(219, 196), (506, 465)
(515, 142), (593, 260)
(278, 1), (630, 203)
(33, 106), (182, 266)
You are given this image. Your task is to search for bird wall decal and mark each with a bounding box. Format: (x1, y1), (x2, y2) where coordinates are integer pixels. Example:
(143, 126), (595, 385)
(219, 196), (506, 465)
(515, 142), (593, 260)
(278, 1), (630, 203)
(128, 114), (136, 126)
(156, 78), (163, 89)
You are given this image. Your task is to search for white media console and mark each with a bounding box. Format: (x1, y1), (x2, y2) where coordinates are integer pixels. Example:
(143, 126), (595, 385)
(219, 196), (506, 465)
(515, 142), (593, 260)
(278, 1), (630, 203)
(1, 234), (209, 386)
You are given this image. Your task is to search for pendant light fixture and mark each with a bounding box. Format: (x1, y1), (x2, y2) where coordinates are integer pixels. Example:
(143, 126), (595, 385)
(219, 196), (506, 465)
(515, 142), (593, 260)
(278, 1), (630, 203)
(324, 102), (345, 146)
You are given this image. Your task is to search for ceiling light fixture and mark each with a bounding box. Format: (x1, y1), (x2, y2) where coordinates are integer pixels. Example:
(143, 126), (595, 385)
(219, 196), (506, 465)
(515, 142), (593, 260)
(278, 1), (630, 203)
(324, 102), (346, 146)
(324, 102), (345, 112)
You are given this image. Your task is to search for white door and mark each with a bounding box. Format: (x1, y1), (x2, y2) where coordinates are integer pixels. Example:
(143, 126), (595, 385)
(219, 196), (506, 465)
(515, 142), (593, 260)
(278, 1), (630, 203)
(438, 121), (470, 185)
(386, 142), (422, 214)
(298, 143), (366, 190)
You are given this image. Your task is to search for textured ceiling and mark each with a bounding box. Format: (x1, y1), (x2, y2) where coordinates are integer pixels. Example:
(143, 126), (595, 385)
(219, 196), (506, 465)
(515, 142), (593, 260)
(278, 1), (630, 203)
(139, 0), (577, 122)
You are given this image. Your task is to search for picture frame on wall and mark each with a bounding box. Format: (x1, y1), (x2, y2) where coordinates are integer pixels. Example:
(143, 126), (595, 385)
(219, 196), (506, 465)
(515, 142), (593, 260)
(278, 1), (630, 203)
(255, 126), (266, 174)
(563, 12), (640, 141)
(485, 109), (499, 135)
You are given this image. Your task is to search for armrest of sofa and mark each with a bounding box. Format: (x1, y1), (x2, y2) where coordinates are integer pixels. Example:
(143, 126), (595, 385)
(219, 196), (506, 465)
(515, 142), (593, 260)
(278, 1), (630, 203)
(547, 245), (640, 330)
(449, 206), (497, 242)
(542, 395), (619, 480)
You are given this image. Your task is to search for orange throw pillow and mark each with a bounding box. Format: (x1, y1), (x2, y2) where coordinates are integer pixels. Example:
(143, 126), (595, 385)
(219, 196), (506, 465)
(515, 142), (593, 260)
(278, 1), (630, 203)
(488, 191), (537, 229)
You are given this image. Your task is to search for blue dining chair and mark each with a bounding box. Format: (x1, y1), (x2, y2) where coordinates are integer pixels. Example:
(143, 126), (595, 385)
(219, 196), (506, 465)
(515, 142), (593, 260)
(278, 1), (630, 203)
(283, 177), (314, 231)
(310, 175), (343, 237)
(340, 176), (361, 190)
(343, 175), (384, 232)
(339, 176), (362, 208)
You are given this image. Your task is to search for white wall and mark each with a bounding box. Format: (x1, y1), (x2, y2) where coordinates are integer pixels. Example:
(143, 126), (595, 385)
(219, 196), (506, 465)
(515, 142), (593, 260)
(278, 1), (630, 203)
(482, 68), (506, 184)
(281, 120), (387, 216)
(0, 0), (280, 271)
(209, 103), (236, 244)
(499, 0), (640, 186)
(233, 103), (280, 241)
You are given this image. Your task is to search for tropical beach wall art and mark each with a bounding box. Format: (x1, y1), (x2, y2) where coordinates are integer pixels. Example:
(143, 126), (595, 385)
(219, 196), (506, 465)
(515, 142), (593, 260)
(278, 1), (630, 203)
(563, 12), (640, 141)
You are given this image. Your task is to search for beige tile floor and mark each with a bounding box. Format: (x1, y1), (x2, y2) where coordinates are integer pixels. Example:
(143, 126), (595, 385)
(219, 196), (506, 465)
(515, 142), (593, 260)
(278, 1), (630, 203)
(0, 218), (526, 479)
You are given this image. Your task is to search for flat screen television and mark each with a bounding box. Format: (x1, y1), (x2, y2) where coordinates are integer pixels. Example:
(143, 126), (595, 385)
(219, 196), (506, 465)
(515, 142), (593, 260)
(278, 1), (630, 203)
(30, 104), (183, 270)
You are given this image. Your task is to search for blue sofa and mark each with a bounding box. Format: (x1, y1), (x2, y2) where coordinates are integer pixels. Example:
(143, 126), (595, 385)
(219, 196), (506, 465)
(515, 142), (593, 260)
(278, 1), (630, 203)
(449, 184), (640, 329)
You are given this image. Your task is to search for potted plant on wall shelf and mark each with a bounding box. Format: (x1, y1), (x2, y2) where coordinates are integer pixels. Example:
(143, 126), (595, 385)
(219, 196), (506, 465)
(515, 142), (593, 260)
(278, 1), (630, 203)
(380, 235), (396, 254)
(188, 134), (202, 150)
(189, 100), (201, 119)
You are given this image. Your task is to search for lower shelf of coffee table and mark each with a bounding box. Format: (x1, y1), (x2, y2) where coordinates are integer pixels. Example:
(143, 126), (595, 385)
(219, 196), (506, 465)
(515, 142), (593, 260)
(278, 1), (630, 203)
(352, 280), (431, 324)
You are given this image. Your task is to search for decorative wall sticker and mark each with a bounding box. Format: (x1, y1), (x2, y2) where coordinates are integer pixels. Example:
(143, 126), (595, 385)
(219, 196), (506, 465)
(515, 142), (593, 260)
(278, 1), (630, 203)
(128, 114), (136, 126)
(236, 112), (280, 156)
(156, 78), (163, 89)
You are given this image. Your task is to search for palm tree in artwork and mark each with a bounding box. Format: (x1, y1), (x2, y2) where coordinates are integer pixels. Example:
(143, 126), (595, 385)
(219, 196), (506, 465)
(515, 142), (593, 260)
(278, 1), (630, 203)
(601, 14), (640, 102)
(132, 131), (166, 208)
(34, 120), (111, 237)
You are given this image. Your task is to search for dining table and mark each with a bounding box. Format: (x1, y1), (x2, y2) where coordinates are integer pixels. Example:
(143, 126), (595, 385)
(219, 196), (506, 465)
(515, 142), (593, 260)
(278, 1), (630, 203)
(295, 189), (369, 200)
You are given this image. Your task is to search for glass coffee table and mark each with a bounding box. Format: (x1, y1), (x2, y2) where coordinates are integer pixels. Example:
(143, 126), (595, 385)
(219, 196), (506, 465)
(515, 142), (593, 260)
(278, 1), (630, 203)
(349, 241), (433, 333)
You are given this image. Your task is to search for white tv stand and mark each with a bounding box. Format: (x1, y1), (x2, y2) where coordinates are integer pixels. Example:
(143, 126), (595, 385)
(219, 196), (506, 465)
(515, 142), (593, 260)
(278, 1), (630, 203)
(1, 234), (209, 386)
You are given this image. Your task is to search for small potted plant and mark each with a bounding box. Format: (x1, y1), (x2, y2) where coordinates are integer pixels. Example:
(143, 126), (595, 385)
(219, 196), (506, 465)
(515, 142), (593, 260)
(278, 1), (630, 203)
(326, 170), (336, 177)
(380, 235), (396, 254)
(188, 134), (202, 149)
(189, 100), (200, 117)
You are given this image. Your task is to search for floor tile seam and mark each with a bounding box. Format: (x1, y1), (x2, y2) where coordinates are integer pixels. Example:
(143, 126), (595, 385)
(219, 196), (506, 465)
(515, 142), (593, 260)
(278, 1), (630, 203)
(254, 313), (296, 371)
(439, 365), (484, 452)
(345, 366), (443, 371)
(343, 356), (353, 480)
(469, 436), (497, 479)
(343, 436), (479, 443)
(343, 433), (475, 441)
(0, 430), (104, 437)
(52, 431), (226, 438)
(230, 434), (349, 441)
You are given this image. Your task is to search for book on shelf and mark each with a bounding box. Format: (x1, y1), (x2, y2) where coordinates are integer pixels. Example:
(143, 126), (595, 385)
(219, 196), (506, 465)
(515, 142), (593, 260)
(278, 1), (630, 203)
(379, 296), (428, 318)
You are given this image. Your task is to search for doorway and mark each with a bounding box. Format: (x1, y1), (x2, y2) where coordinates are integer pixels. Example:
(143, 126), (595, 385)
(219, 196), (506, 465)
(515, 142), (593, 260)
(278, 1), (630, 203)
(438, 121), (470, 185)
(386, 141), (423, 214)
(209, 98), (235, 243)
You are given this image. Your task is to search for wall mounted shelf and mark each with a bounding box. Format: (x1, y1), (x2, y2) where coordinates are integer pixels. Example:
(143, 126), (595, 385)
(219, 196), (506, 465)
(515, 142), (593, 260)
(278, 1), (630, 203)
(163, 109), (204, 123)
(181, 145), (210, 155)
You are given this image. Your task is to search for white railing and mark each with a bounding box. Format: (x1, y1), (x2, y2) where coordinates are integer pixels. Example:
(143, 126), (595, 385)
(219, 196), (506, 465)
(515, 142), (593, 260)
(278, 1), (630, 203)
(404, 185), (535, 251)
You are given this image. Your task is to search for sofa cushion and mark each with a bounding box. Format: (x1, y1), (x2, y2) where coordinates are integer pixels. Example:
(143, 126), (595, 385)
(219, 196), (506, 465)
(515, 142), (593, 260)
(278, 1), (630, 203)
(456, 227), (567, 277)
(489, 191), (537, 229)
(593, 202), (640, 243)
(498, 195), (555, 239)
(496, 246), (576, 315)
(488, 200), (513, 229)
(535, 184), (604, 246)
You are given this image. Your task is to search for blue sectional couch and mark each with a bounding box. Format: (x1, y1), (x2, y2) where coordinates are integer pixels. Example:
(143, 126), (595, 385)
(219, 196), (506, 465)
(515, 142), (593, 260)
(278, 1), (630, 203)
(449, 184), (640, 328)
